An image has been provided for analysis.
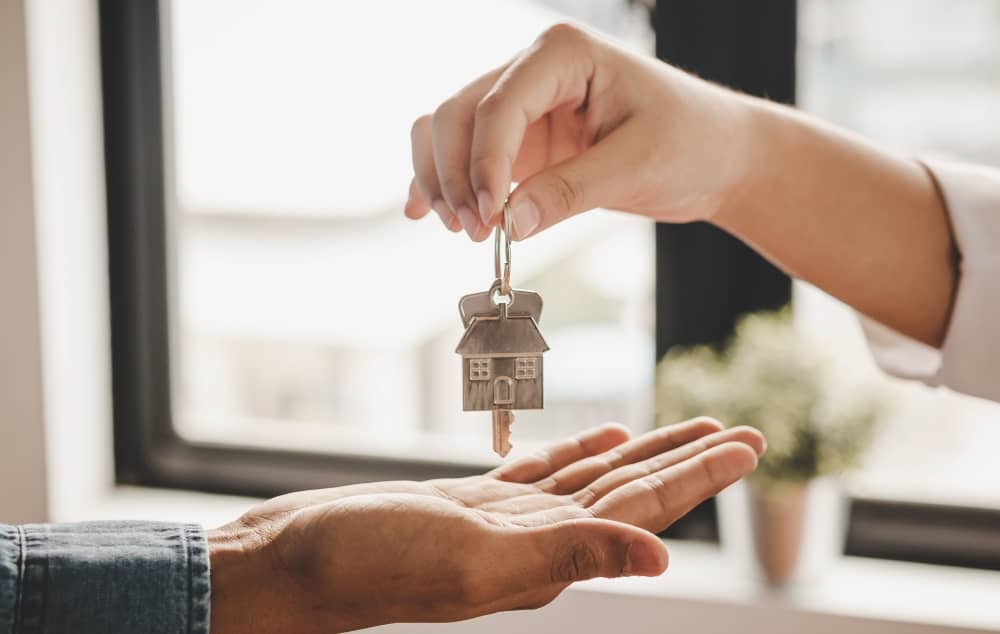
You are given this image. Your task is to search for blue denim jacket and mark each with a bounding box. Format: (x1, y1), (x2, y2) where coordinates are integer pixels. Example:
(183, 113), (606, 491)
(0, 521), (210, 633)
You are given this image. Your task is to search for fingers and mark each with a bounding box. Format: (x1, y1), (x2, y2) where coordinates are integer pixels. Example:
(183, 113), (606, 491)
(433, 104), (487, 239)
(489, 519), (667, 597)
(430, 65), (508, 240)
(403, 177), (456, 231)
(573, 425), (766, 506)
(410, 116), (462, 232)
(489, 422), (631, 484)
(409, 63), (508, 240)
(505, 119), (646, 239)
(534, 417), (724, 494)
(470, 24), (596, 227)
(590, 442), (760, 533)
(408, 23), (621, 239)
(403, 177), (430, 220)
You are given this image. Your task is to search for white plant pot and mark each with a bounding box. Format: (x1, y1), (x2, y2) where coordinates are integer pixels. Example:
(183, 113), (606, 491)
(718, 477), (848, 587)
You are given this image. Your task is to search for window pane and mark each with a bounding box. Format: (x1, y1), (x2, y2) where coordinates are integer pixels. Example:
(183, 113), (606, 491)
(165, 0), (655, 465)
(798, 0), (1000, 508)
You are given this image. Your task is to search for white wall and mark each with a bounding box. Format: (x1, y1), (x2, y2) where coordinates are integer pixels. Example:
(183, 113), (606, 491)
(25, 0), (115, 522)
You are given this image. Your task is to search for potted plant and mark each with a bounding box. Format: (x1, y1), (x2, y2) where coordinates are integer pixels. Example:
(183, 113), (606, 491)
(655, 308), (886, 585)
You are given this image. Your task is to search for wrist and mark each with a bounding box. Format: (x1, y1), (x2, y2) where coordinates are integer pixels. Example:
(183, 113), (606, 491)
(208, 525), (284, 634)
(707, 94), (785, 232)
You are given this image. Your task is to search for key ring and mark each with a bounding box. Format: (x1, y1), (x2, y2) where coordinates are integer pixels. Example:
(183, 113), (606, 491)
(493, 201), (513, 296)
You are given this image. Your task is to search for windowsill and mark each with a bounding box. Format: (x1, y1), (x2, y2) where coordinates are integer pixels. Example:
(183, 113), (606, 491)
(73, 486), (1000, 634)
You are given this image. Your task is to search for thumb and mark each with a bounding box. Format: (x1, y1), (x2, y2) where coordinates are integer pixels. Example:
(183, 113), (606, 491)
(506, 122), (643, 240)
(516, 518), (668, 587)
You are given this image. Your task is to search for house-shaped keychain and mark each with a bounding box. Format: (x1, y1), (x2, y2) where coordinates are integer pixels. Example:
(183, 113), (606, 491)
(456, 288), (549, 455)
(456, 300), (549, 411)
(455, 204), (548, 456)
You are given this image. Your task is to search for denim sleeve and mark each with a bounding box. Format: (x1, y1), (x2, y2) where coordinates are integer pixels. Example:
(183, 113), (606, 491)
(0, 521), (210, 634)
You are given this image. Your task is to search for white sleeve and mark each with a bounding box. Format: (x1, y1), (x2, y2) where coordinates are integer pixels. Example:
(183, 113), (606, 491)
(859, 159), (1000, 402)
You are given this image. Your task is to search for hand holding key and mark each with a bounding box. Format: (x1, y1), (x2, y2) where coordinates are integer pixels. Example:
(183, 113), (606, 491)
(406, 21), (757, 241)
(208, 420), (765, 633)
(408, 22), (953, 348)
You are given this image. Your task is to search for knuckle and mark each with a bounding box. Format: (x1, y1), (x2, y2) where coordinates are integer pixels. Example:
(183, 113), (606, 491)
(438, 175), (463, 198)
(539, 21), (587, 47)
(695, 453), (723, 487)
(544, 172), (584, 212)
(551, 540), (600, 583)
(640, 475), (673, 516)
(603, 447), (624, 469)
(469, 151), (502, 186)
(475, 92), (503, 120)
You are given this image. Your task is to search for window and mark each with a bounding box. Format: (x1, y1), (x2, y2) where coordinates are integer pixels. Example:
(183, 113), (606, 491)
(469, 359), (492, 382)
(798, 0), (1000, 569)
(101, 0), (788, 541)
(104, 0), (998, 564)
(102, 0), (673, 498)
(515, 358), (538, 381)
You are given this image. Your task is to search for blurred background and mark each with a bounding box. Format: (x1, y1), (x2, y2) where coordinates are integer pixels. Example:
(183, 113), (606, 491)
(166, 0), (1000, 508)
(167, 0), (658, 464)
(2, 0), (1000, 632)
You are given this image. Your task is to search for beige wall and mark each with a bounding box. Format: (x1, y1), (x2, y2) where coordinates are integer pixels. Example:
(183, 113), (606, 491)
(0, 0), (49, 523)
(0, 0), (112, 523)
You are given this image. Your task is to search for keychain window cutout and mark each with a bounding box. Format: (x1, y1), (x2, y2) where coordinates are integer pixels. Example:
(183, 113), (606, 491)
(515, 357), (537, 380)
(469, 359), (492, 381)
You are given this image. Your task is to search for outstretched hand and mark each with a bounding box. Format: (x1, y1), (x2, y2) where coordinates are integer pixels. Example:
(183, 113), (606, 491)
(208, 419), (764, 633)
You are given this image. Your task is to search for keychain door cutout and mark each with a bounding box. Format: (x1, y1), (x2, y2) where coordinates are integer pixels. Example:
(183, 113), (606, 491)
(493, 376), (514, 406)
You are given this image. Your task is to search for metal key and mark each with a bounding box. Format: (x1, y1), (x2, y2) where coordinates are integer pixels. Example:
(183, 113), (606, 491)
(492, 410), (515, 457)
(455, 204), (549, 457)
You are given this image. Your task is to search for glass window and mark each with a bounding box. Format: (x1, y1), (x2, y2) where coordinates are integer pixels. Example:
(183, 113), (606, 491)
(798, 0), (1000, 510)
(164, 0), (655, 464)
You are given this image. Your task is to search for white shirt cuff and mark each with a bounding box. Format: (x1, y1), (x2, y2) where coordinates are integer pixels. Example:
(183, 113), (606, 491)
(859, 158), (1000, 402)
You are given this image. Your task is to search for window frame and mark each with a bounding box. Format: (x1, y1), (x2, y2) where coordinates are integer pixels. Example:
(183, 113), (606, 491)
(101, 0), (1000, 567)
(100, 0), (481, 497)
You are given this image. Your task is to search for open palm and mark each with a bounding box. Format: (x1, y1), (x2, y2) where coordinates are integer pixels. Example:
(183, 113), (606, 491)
(209, 418), (765, 633)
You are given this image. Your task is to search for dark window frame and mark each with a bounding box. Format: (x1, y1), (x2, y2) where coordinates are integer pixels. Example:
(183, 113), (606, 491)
(101, 0), (1000, 567)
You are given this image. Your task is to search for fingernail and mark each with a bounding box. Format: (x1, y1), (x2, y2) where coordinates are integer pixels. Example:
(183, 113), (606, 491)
(476, 189), (494, 224)
(623, 540), (666, 577)
(509, 197), (540, 239)
(456, 205), (480, 238)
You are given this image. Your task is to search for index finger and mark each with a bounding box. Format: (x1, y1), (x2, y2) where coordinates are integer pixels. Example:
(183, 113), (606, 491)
(470, 23), (597, 224)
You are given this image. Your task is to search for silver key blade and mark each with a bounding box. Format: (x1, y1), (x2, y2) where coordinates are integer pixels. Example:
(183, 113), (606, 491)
(492, 409), (514, 458)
